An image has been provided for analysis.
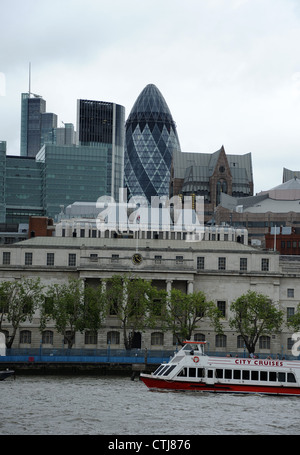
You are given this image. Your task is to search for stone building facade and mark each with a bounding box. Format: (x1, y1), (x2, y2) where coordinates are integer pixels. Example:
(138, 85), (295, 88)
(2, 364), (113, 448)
(0, 233), (298, 357)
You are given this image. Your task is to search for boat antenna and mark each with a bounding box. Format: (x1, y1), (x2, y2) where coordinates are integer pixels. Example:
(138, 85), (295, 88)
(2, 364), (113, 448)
(29, 62), (31, 96)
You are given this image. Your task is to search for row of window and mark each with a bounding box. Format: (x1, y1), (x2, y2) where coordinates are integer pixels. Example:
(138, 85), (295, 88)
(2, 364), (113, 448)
(171, 366), (297, 383)
(4, 330), (295, 352)
(1, 251), (271, 272)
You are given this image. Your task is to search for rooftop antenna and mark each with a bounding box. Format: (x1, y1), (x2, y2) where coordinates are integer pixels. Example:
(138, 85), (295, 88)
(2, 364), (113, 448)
(29, 62), (31, 96)
(28, 62), (41, 98)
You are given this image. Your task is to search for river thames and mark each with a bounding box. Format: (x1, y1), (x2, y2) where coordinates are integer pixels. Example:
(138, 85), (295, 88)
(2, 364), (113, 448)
(0, 374), (299, 436)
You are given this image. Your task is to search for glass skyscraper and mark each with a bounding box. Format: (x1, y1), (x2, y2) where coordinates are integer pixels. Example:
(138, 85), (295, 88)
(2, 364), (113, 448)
(77, 99), (125, 201)
(124, 84), (181, 203)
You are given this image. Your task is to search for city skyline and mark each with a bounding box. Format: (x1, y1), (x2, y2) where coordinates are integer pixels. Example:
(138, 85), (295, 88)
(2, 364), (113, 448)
(1, 0), (300, 195)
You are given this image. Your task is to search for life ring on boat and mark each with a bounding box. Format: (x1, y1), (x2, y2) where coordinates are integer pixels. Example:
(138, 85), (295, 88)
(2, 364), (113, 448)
(193, 356), (199, 363)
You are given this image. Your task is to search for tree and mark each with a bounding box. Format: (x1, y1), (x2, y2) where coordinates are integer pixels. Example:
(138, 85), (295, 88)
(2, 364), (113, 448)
(166, 288), (223, 346)
(0, 277), (44, 348)
(229, 290), (284, 354)
(287, 303), (300, 332)
(105, 274), (162, 350)
(41, 278), (106, 348)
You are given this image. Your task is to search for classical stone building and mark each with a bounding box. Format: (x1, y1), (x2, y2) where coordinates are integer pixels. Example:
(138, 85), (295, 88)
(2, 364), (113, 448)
(0, 230), (298, 358)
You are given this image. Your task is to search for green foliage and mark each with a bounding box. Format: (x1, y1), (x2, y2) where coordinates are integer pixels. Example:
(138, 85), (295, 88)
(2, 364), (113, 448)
(229, 290), (284, 354)
(287, 303), (300, 332)
(0, 277), (44, 348)
(166, 288), (223, 346)
(41, 277), (105, 348)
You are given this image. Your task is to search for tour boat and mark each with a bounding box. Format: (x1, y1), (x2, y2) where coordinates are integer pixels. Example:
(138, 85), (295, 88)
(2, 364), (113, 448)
(140, 341), (300, 396)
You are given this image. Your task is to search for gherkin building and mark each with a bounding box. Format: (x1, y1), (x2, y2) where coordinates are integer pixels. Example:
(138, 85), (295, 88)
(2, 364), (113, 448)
(124, 84), (181, 203)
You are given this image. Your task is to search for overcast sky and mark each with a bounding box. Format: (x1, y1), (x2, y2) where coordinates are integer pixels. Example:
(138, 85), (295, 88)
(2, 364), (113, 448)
(1, 0), (300, 194)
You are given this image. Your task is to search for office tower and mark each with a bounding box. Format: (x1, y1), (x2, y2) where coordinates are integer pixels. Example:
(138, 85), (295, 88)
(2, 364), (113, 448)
(54, 123), (76, 146)
(77, 99), (125, 200)
(20, 93), (46, 157)
(124, 84), (181, 203)
(41, 112), (58, 146)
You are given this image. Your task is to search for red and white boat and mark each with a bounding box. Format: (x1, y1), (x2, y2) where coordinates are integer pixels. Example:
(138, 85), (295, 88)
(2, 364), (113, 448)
(140, 341), (300, 396)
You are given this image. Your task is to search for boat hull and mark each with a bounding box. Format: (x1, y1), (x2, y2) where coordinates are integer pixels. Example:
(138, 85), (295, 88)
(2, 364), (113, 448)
(140, 374), (300, 396)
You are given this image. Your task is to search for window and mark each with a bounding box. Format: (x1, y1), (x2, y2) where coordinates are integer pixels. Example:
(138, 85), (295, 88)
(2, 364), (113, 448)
(85, 330), (97, 344)
(287, 289), (294, 298)
(107, 331), (120, 345)
(90, 254), (98, 261)
(151, 332), (164, 346)
(218, 257), (226, 270)
(224, 369), (232, 379)
(217, 301), (226, 317)
(47, 253), (54, 266)
(111, 254), (119, 263)
(261, 258), (269, 271)
(194, 333), (205, 342)
(2, 252), (10, 265)
(259, 336), (270, 350)
(68, 254), (76, 266)
(176, 256), (183, 264)
(242, 370), (250, 380)
(42, 330), (53, 344)
(287, 307), (295, 321)
(25, 252), (32, 265)
(251, 371), (259, 381)
(20, 330), (31, 344)
(197, 257), (205, 270)
(240, 258), (247, 271)
(237, 335), (247, 348)
(155, 255), (162, 264)
(215, 334), (226, 348)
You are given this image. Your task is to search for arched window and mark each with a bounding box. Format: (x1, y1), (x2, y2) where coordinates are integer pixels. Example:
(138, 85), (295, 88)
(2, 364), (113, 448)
(107, 331), (120, 345)
(20, 330), (31, 344)
(151, 332), (164, 346)
(194, 333), (205, 342)
(42, 330), (53, 345)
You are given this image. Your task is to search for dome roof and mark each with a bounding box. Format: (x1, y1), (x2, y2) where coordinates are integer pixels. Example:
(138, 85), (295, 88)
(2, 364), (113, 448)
(126, 84), (175, 125)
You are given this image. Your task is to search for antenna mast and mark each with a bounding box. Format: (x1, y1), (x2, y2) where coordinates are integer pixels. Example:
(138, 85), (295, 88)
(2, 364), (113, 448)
(29, 62), (31, 96)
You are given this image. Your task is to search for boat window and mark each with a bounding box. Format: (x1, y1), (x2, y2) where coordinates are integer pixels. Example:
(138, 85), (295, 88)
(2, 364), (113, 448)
(162, 365), (177, 376)
(207, 369), (214, 378)
(269, 371), (277, 382)
(216, 369), (223, 379)
(242, 370), (250, 380)
(278, 372), (286, 382)
(189, 368), (196, 377)
(225, 369), (232, 379)
(260, 371), (268, 381)
(287, 373), (296, 383)
(233, 370), (241, 380)
(251, 371), (259, 381)
(153, 365), (166, 375)
(177, 367), (187, 377)
(197, 368), (205, 378)
(157, 365), (170, 376)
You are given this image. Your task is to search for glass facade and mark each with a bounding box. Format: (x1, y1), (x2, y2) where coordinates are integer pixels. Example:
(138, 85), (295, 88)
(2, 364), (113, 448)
(5, 156), (43, 224)
(20, 94), (46, 157)
(77, 99), (125, 201)
(124, 84), (181, 203)
(36, 144), (110, 219)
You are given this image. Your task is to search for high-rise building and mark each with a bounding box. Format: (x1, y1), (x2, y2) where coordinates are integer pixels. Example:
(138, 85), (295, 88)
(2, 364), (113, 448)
(124, 84), (181, 203)
(20, 93), (46, 157)
(77, 99), (125, 201)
